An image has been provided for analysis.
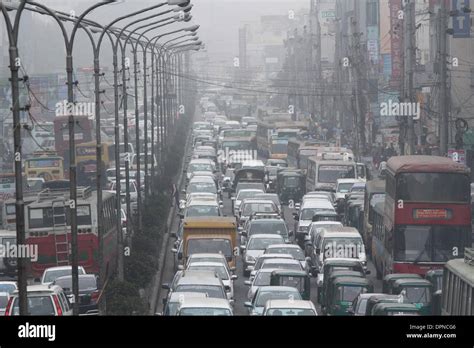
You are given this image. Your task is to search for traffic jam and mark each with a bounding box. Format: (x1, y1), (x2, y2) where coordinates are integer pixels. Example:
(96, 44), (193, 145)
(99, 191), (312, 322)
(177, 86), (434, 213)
(156, 97), (474, 316)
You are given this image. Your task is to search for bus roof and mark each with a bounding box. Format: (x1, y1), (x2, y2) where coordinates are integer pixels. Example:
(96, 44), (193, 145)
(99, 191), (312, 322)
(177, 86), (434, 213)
(386, 155), (469, 175)
(183, 217), (236, 229)
(445, 257), (474, 286)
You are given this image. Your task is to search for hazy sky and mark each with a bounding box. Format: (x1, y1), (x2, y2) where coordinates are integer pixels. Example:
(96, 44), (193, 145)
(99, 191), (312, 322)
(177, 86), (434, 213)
(33, 0), (310, 64)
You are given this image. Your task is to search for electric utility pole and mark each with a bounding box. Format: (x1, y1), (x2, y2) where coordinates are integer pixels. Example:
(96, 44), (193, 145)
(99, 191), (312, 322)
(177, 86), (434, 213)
(439, 0), (449, 155)
(404, 0), (416, 154)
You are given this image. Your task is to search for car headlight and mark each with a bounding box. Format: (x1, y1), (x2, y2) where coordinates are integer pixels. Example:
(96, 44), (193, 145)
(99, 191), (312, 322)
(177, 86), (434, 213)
(245, 255), (255, 263)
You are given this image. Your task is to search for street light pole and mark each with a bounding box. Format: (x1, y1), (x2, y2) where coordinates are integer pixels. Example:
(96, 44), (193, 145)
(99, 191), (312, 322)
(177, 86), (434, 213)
(0, 0), (29, 315)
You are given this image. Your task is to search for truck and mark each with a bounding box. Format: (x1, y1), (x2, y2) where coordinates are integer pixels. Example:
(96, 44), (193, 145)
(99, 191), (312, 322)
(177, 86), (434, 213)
(172, 217), (238, 269)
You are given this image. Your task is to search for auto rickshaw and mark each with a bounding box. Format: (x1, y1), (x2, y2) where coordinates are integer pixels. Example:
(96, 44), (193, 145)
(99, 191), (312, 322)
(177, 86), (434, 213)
(270, 269), (311, 300)
(391, 278), (433, 315)
(382, 273), (422, 293)
(320, 269), (366, 306)
(276, 169), (305, 204)
(364, 294), (405, 316)
(324, 276), (373, 316)
(371, 302), (420, 316)
(425, 269), (443, 315)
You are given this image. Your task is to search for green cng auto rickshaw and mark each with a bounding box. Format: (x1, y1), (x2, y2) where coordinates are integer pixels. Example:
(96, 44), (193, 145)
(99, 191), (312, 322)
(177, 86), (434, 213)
(317, 258), (366, 303)
(270, 269), (311, 300)
(425, 269), (443, 315)
(364, 294), (405, 316)
(382, 273), (422, 294)
(276, 169), (305, 204)
(391, 278), (433, 315)
(371, 303), (420, 316)
(325, 276), (373, 316)
(321, 270), (366, 310)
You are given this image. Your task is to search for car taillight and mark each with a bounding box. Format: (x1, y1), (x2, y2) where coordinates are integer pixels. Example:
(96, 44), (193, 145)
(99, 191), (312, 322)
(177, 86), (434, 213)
(4, 297), (13, 316)
(52, 295), (63, 316)
(90, 290), (100, 304)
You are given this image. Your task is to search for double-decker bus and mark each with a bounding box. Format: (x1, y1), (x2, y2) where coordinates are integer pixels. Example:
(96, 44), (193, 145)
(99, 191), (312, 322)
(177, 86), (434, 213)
(54, 115), (93, 177)
(441, 248), (473, 315)
(24, 152), (64, 181)
(372, 156), (472, 278)
(24, 187), (118, 280)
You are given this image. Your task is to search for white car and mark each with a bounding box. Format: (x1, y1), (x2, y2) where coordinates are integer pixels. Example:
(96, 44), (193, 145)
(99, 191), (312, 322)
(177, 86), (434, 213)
(232, 189), (265, 216)
(263, 299), (318, 316)
(241, 234), (285, 277)
(335, 179), (365, 201)
(185, 262), (237, 300)
(177, 297), (233, 316)
(41, 266), (86, 285)
(244, 268), (277, 301)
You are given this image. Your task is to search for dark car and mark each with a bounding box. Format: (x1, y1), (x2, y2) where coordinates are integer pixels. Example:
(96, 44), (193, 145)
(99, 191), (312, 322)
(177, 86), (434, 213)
(53, 274), (100, 315)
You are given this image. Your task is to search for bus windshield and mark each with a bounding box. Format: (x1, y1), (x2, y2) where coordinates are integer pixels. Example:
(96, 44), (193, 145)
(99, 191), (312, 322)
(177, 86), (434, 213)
(394, 225), (470, 262)
(222, 141), (252, 150)
(318, 165), (355, 183)
(397, 173), (470, 202)
(27, 159), (61, 168)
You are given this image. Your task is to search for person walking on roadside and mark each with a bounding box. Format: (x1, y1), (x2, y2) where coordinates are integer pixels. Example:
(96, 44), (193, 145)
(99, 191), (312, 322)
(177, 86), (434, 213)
(171, 183), (179, 208)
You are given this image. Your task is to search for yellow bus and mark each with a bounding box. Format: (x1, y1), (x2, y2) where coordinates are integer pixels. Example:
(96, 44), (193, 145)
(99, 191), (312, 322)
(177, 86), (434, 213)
(76, 141), (115, 168)
(24, 152), (64, 181)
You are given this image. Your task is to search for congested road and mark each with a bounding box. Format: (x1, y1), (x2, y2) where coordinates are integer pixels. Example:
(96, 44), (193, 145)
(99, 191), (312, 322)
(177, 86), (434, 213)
(155, 124), (382, 316)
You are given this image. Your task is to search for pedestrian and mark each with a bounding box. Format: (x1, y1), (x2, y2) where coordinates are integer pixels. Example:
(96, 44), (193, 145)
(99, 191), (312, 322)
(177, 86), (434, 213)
(171, 183), (179, 208)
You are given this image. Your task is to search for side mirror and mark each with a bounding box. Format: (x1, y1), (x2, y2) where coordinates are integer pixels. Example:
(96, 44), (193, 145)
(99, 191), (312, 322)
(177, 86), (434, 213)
(240, 245), (246, 251)
(247, 266), (254, 272)
(244, 301), (253, 308)
(170, 232), (177, 239)
(231, 197), (236, 201)
(231, 275), (238, 280)
(244, 280), (251, 286)
(161, 283), (170, 290)
(177, 265), (184, 270)
(289, 230), (294, 237)
(171, 248), (178, 253)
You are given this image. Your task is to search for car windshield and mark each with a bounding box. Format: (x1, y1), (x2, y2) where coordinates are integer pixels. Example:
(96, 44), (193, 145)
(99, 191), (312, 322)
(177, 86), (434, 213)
(187, 239), (232, 258)
(248, 238), (283, 250)
(266, 308), (315, 316)
(189, 163), (213, 172)
(186, 205), (219, 217)
(249, 221), (288, 237)
(237, 191), (262, 200)
(53, 277), (97, 292)
(253, 272), (272, 286)
(180, 307), (232, 316)
(301, 208), (334, 220)
(261, 263), (301, 271)
(12, 296), (55, 315)
(236, 183), (265, 192)
(43, 268), (84, 283)
(243, 203), (276, 216)
(256, 290), (301, 306)
(403, 287), (431, 304)
(0, 284), (16, 294)
(338, 183), (354, 193)
(174, 285), (225, 299)
(188, 266), (228, 280)
(188, 183), (217, 194)
(268, 247), (305, 260)
(337, 286), (366, 302)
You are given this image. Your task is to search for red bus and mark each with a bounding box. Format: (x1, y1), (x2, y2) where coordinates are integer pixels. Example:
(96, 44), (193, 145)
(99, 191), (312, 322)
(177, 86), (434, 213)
(54, 116), (93, 177)
(372, 155), (472, 278)
(24, 187), (118, 280)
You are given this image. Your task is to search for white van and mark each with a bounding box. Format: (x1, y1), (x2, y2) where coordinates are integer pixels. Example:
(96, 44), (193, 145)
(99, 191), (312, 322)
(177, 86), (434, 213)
(306, 159), (357, 192)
